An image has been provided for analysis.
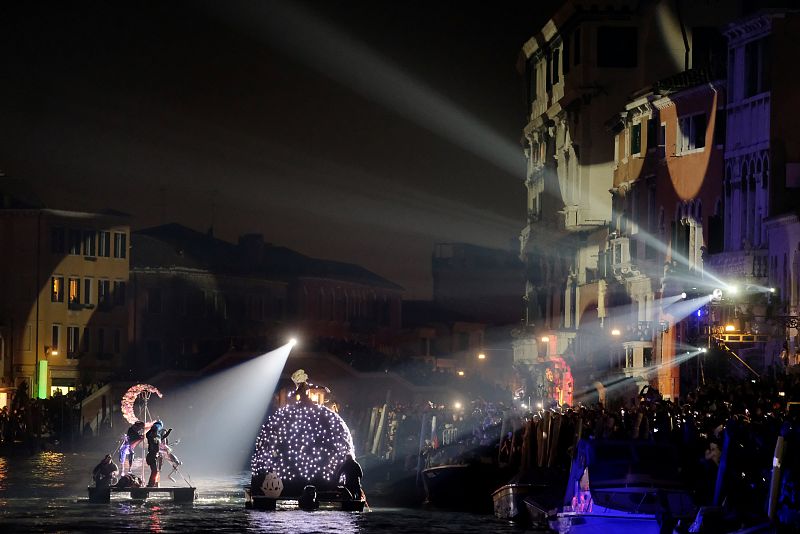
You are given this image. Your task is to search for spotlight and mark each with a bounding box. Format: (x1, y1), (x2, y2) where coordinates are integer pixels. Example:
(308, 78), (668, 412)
(540, 336), (550, 343)
(725, 324), (736, 332)
(611, 328), (621, 337)
(700, 348), (707, 353)
(536, 402), (543, 409)
(457, 370), (465, 377)
(289, 338), (298, 347)
(453, 402), (462, 410)
(728, 286), (739, 294)
(712, 288), (723, 301)
(680, 292), (687, 299)
(477, 353), (486, 360)
(770, 287), (776, 293)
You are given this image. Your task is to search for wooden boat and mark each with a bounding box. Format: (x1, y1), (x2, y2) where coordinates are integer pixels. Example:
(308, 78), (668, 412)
(492, 483), (539, 522)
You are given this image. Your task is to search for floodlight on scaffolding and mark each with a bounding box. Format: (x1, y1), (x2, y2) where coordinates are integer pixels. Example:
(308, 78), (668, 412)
(725, 324), (736, 332)
(712, 288), (724, 301)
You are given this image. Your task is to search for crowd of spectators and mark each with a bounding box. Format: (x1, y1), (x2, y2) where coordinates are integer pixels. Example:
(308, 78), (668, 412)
(0, 381), (102, 449)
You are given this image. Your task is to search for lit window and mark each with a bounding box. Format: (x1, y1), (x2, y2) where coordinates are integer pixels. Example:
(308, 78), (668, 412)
(51, 277), (64, 303)
(68, 278), (80, 305)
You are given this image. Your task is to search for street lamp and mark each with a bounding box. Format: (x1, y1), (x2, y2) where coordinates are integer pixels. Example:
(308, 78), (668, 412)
(477, 353), (486, 360)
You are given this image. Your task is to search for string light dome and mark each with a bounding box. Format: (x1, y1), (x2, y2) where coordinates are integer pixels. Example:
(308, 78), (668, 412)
(251, 397), (354, 496)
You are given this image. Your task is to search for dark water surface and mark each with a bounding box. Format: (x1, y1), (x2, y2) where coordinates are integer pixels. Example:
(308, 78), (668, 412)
(0, 452), (533, 533)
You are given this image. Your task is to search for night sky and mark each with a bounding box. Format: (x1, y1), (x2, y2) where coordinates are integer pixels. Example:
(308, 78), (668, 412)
(1, 1), (560, 298)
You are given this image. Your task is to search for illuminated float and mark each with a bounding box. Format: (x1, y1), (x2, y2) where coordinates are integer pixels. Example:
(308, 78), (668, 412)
(245, 369), (365, 511)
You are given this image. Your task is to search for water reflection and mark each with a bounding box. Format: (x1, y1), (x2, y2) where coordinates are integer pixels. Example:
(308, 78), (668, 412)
(150, 504), (163, 533)
(31, 451), (66, 489)
(247, 509), (361, 533)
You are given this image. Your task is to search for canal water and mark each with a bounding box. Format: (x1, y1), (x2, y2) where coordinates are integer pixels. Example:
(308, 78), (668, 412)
(0, 452), (544, 533)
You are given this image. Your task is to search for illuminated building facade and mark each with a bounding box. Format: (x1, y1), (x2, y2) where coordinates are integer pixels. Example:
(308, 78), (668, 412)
(0, 205), (130, 401)
(516, 0), (745, 403)
(708, 10), (800, 370)
(608, 74), (726, 398)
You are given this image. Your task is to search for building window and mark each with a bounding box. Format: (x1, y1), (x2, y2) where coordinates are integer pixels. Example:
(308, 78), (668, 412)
(83, 230), (96, 257)
(51, 324), (60, 353)
(68, 229), (82, 255)
(51, 227), (65, 254)
(67, 326), (80, 358)
(113, 232), (127, 259)
(745, 36), (771, 98)
(97, 327), (106, 355)
(82, 327), (91, 353)
(98, 280), (111, 307)
(84, 278), (92, 305)
(68, 278), (81, 306)
(98, 231), (111, 257)
(646, 118), (657, 150)
(677, 113), (706, 153)
(113, 280), (126, 306)
(597, 26), (637, 68)
(526, 56), (538, 107)
(552, 48), (560, 84)
(630, 123), (642, 155)
(51, 277), (65, 303)
(713, 109), (726, 146)
(113, 329), (121, 354)
(148, 288), (162, 313)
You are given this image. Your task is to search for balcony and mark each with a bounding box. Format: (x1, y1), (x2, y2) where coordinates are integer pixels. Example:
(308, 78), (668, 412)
(608, 236), (642, 281)
(705, 248), (768, 282)
(561, 205), (608, 232)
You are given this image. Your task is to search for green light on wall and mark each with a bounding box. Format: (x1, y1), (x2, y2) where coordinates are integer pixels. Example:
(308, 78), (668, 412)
(37, 360), (48, 399)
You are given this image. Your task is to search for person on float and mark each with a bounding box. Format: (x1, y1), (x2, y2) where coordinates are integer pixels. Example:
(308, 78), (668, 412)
(119, 420), (146, 474)
(335, 453), (364, 500)
(92, 454), (119, 488)
(145, 419), (172, 487)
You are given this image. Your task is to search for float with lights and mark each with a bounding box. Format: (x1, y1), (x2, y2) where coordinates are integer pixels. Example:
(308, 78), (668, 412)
(245, 369), (365, 511)
(88, 383), (196, 504)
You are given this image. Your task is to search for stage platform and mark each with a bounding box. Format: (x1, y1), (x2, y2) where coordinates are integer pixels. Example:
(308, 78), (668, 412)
(88, 486), (196, 503)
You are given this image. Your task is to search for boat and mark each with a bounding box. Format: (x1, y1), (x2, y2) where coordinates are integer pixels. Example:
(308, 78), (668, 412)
(492, 483), (540, 522)
(529, 439), (696, 533)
